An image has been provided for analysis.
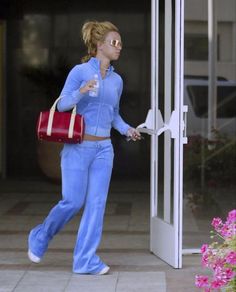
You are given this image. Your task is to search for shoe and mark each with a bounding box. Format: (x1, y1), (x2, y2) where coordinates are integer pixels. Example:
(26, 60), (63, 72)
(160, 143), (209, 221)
(97, 266), (110, 275)
(28, 249), (41, 263)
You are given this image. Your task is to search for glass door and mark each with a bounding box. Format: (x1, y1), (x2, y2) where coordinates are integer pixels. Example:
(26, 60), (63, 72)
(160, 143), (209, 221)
(183, 0), (236, 253)
(138, 0), (186, 268)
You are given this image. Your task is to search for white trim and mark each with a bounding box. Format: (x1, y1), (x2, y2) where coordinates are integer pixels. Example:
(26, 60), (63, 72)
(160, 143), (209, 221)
(182, 249), (201, 255)
(177, 0), (185, 269)
(68, 112), (76, 138)
(37, 112), (43, 139)
(150, 0), (158, 221)
(47, 97), (77, 138)
(173, 0), (181, 268)
(164, 0), (172, 224)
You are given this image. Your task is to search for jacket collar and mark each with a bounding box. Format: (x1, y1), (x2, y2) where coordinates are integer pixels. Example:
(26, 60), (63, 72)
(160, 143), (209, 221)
(88, 57), (114, 75)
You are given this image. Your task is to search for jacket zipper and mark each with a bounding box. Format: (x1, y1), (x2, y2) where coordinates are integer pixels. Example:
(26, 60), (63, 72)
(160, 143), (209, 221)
(95, 72), (103, 135)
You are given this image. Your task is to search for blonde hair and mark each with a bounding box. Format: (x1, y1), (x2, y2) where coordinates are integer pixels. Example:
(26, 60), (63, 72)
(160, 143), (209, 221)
(81, 20), (119, 63)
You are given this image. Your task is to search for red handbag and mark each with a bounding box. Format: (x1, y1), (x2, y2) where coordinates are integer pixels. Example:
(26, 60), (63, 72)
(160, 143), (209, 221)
(36, 97), (85, 144)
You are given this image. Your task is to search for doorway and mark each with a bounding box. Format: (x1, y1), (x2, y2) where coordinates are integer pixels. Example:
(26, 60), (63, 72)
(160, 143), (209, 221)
(141, 0), (185, 268)
(3, 0), (187, 269)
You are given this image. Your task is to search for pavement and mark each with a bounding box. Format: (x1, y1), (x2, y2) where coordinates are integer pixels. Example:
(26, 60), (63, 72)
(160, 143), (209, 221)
(0, 178), (203, 292)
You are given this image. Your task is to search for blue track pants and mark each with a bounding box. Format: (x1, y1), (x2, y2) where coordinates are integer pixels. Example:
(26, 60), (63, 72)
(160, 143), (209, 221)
(28, 139), (114, 274)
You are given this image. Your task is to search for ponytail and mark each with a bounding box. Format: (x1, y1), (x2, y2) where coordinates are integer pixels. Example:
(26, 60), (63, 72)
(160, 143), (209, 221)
(81, 20), (119, 63)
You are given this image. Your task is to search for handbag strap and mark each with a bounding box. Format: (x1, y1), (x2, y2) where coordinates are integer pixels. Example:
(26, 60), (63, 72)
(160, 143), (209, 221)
(47, 97), (77, 138)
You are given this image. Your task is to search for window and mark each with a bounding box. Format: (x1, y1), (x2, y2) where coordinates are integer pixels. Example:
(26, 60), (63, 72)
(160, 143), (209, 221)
(187, 85), (236, 118)
(185, 34), (219, 61)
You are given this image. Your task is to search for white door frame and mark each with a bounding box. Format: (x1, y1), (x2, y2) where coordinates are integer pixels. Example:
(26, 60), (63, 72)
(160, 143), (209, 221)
(138, 0), (186, 268)
(151, 0), (186, 269)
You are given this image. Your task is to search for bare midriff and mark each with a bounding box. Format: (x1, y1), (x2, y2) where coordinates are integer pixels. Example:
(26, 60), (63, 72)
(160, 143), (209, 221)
(83, 134), (110, 141)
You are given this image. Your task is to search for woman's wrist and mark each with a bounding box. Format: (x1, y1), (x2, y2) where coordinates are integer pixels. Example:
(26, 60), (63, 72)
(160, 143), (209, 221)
(126, 127), (142, 141)
(126, 127), (134, 137)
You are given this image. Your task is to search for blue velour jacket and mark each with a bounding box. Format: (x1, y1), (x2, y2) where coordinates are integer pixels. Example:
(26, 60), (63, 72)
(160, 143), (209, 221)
(57, 57), (131, 137)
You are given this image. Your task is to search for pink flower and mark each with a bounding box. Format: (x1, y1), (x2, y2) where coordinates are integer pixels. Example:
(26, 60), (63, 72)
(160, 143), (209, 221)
(227, 209), (236, 223)
(195, 275), (209, 288)
(214, 266), (229, 282)
(212, 257), (226, 270)
(212, 266), (235, 289)
(201, 244), (209, 254)
(211, 279), (225, 289)
(220, 223), (232, 238)
(225, 268), (236, 280)
(226, 251), (236, 265)
(195, 209), (236, 291)
(201, 253), (211, 267)
(211, 217), (222, 230)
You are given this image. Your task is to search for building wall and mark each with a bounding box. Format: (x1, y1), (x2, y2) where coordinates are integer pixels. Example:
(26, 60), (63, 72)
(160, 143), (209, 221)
(3, 0), (235, 178)
(185, 0), (236, 80)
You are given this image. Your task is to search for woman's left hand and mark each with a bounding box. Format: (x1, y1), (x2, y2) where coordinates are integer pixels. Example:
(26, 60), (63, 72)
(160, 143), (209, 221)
(126, 128), (142, 141)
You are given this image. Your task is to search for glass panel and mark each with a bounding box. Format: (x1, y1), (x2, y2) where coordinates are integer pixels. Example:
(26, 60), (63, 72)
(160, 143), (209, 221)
(22, 14), (50, 67)
(187, 84), (236, 118)
(183, 0), (236, 249)
(185, 34), (220, 61)
(170, 0), (175, 225)
(157, 131), (174, 225)
(0, 22), (4, 177)
(157, 0), (165, 220)
(157, 0), (175, 224)
(170, 139), (174, 224)
(158, 133), (164, 219)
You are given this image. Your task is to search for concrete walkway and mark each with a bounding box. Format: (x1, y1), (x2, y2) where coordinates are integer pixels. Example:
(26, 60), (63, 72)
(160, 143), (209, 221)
(0, 179), (202, 291)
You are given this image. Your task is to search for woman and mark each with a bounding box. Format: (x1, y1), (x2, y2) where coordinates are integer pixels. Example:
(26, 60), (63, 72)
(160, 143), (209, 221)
(28, 20), (141, 275)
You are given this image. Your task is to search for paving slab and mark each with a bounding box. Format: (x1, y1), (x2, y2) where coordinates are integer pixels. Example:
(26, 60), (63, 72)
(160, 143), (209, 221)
(116, 271), (166, 292)
(13, 271), (71, 292)
(66, 273), (118, 292)
(0, 270), (25, 292)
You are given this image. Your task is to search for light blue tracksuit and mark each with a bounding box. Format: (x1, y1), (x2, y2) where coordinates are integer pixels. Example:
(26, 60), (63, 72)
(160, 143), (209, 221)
(28, 57), (131, 274)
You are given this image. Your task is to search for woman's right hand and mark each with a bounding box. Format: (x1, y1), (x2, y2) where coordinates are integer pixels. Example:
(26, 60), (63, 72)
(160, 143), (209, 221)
(126, 127), (142, 141)
(79, 79), (97, 94)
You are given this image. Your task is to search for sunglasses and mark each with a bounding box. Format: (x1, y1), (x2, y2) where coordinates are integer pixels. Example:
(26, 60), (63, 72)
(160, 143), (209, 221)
(105, 39), (123, 48)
